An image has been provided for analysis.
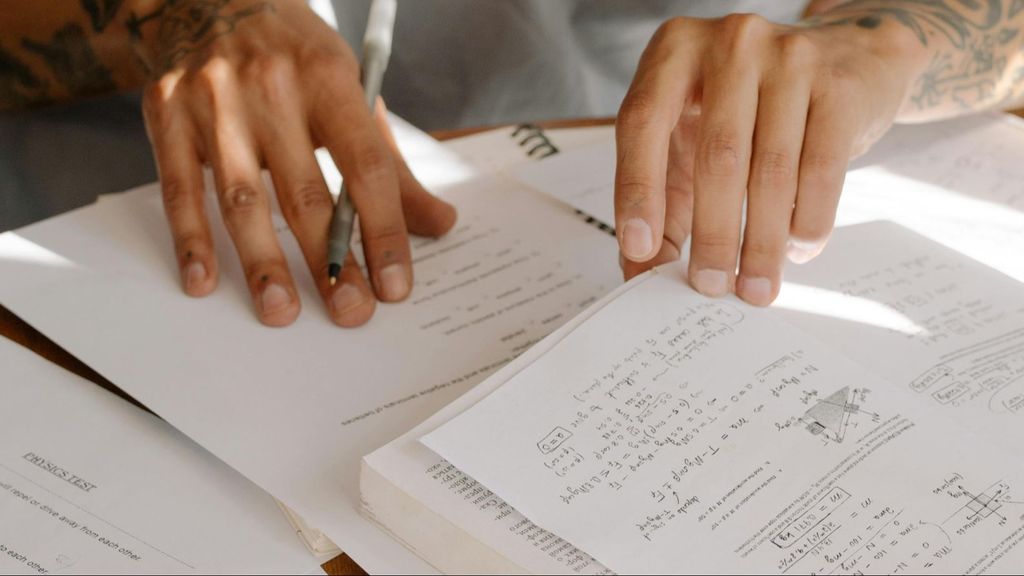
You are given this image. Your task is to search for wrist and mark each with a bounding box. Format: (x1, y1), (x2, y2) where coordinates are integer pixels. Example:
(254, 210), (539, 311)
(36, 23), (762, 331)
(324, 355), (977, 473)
(805, 11), (932, 120)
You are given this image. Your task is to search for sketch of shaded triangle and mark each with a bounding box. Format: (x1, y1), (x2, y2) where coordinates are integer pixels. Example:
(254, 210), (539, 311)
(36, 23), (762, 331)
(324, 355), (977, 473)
(805, 386), (852, 441)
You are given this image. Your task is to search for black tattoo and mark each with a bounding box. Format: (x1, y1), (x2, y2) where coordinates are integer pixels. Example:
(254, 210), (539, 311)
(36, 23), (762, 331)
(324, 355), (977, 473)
(812, 1), (1024, 112)
(0, 44), (47, 108)
(21, 24), (116, 98)
(815, 0), (1004, 47)
(856, 15), (883, 29)
(913, 31), (1008, 109)
(126, 0), (273, 73)
(81, 0), (126, 32)
(1012, 0), (1024, 19)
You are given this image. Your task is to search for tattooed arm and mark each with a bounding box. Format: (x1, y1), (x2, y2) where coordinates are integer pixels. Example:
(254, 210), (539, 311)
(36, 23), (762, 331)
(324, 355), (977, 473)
(808, 0), (1024, 119)
(0, 1), (144, 108)
(1, 0), (457, 329)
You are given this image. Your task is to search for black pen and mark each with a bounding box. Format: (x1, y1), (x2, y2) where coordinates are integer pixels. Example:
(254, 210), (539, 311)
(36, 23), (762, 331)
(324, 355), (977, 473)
(328, 0), (396, 285)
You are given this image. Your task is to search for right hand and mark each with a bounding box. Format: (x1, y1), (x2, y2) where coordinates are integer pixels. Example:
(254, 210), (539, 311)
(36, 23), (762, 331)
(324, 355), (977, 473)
(138, 0), (456, 328)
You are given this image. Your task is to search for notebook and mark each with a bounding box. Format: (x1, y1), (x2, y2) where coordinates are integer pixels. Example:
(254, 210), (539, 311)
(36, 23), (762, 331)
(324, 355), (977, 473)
(367, 221), (1024, 574)
(360, 113), (1024, 574)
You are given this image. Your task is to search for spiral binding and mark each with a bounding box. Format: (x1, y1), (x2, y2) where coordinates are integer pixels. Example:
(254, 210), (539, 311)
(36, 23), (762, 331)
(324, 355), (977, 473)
(511, 123), (560, 159)
(511, 123), (614, 238)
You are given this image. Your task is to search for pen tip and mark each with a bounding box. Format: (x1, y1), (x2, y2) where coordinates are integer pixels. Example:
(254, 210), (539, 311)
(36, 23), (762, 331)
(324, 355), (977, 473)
(329, 277), (337, 286)
(328, 262), (342, 286)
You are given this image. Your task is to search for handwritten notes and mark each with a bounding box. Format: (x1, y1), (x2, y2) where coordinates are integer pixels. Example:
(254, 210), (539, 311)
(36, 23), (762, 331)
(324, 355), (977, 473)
(424, 231), (1024, 574)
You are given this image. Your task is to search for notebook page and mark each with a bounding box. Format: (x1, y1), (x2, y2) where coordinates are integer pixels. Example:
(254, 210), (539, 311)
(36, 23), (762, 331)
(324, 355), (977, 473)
(425, 224), (1024, 574)
(362, 276), (643, 575)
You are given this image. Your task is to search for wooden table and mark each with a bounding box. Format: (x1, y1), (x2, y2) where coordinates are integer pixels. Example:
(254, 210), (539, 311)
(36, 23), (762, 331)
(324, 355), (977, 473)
(0, 110), (1020, 575)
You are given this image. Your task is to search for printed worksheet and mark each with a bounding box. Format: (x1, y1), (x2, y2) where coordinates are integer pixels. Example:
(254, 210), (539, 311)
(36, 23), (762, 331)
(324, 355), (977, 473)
(0, 119), (621, 573)
(0, 338), (320, 574)
(425, 224), (1024, 574)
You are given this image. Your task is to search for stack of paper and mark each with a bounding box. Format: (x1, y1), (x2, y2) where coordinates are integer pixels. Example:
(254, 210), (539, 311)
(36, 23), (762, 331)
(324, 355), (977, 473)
(0, 117), (621, 572)
(0, 337), (322, 574)
(3, 112), (1024, 574)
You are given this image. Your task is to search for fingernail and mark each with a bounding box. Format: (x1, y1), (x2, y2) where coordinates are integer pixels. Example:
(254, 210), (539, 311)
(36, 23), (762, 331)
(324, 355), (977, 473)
(331, 283), (365, 315)
(692, 269), (729, 297)
(738, 276), (773, 306)
(787, 239), (824, 264)
(621, 218), (654, 260)
(261, 283), (292, 315)
(378, 263), (410, 301)
(184, 261), (206, 292)
(618, 253), (626, 270)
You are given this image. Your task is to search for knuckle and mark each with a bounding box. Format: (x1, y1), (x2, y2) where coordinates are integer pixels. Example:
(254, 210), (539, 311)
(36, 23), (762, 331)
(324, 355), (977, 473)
(692, 230), (738, 254)
(776, 33), (817, 67)
(240, 53), (288, 81)
(142, 79), (177, 124)
(244, 55), (295, 104)
(362, 225), (408, 250)
(718, 13), (767, 51)
(652, 16), (690, 45)
(753, 150), (795, 183)
(699, 128), (743, 177)
(615, 179), (657, 210)
(617, 90), (659, 133)
(283, 182), (332, 218)
(219, 183), (266, 218)
(742, 237), (784, 261)
(187, 59), (233, 103)
(346, 144), (395, 190)
(162, 179), (199, 217)
(802, 150), (846, 183)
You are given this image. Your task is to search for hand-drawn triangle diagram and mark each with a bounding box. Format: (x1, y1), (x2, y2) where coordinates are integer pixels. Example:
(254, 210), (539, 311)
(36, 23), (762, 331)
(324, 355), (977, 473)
(803, 386), (857, 443)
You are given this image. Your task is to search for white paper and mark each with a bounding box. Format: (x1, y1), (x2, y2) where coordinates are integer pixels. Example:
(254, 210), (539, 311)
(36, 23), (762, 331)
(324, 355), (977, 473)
(510, 138), (617, 228)
(446, 125), (613, 176)
(0, 121), (621, 573)
(362, 280), (640, 575)
(776, 219), (1024, 456)
(837, 113), (1024, 283)
(425, 226), (1024, 574)
(0, 337), (320, 574)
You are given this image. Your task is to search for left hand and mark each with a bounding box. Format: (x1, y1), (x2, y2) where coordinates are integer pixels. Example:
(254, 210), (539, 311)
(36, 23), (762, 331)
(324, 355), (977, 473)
(614, 13), (927, 305)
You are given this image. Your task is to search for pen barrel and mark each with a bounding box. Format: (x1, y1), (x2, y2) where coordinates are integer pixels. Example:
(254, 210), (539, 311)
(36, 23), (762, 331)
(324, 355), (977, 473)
(327, 185), (356, 267)
(360, 59), (386, 111)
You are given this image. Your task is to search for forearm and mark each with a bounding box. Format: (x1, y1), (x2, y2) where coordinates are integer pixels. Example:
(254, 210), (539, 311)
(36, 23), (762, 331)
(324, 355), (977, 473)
(0, 1), (149, 109)
(808, 0), (1024, 121)
(0, 0), (278, 110)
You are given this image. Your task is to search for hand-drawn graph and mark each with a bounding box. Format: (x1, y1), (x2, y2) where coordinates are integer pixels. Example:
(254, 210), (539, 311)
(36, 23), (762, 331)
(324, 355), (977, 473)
(941, 481), (1019, 528)
(799, 387), (880, 444)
